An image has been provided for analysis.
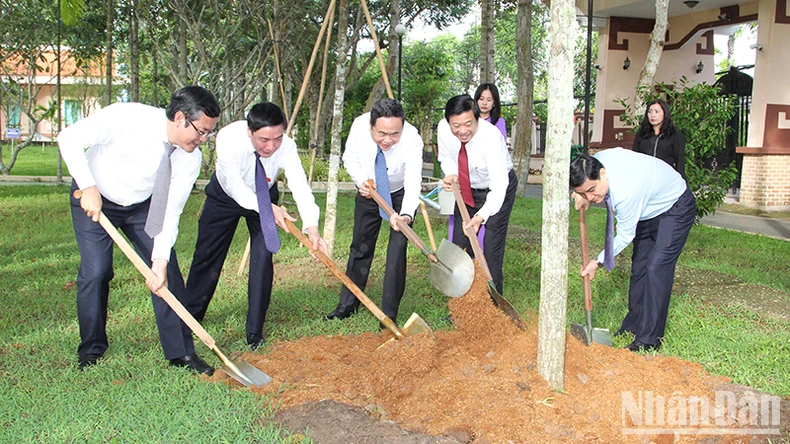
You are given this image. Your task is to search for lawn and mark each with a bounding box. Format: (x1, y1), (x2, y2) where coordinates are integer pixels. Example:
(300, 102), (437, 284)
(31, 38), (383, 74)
(1, 156), (789, 441)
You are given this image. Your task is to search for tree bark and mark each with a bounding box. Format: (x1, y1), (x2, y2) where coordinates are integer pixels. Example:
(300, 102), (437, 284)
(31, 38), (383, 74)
(129, 0), (139, 102)
(635, 0), (668, 111)
(480, 0), (496, 83)
(324, 0), (350, 259)
(538, 0), (575, 392)
(103, 0), (114, 107)
(514, 0), (533, 197)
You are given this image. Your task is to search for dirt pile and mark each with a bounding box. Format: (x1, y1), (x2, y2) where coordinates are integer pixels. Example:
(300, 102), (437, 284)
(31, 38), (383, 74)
(212, 265), (771, 442)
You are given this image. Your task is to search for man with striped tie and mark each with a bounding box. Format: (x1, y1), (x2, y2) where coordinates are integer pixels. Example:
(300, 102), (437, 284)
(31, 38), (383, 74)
(185, 102), (326, 350)
(324, 99), (423, 327)
(59, 86), (220, 374)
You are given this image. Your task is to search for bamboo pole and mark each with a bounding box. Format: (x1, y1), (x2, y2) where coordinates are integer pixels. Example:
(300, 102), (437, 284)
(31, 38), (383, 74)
(359, 0), (394, 99)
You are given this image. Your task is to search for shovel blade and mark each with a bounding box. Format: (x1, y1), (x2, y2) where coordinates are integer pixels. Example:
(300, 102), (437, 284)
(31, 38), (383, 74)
(570, 322), (612, 347)
(427, 239), (475, 298)
(221, 357), (273, 387)
(401, 312), (434, 337)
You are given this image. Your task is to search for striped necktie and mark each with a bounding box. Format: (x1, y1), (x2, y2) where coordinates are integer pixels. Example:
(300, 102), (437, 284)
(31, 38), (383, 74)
(255, 152), (281, 254)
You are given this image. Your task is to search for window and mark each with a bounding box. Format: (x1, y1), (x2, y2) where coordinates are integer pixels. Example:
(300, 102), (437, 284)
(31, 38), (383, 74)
(64, 100), (83, 126)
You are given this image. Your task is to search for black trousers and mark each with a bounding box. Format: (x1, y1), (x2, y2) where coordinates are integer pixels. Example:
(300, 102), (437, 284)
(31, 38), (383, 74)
(185, 174), (279, 339)
(69, 181), (194, 361)
(337, 188), (412, 323)
(452, 169), (518, 294)
(621, 187), (697, 345)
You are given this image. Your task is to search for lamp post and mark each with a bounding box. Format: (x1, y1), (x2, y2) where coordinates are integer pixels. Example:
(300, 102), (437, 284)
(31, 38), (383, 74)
(394, 23), (407, 102)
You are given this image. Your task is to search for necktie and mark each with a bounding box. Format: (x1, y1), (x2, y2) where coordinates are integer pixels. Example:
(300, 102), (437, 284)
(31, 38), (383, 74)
(255, 152), (281, 254)
(144, 142), (176, 238)
(457, 142), (474, 207)
(374, 147), (392, 220)
(603, 193), (615, 271)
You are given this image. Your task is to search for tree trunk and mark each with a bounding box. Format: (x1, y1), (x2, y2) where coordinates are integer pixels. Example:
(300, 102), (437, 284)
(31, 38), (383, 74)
(538, 0), (575, 392)
(635, 0), (669, 111)
(514, 0), (533, 197)
(480, 0), (496, 83)
(177, 22), (188, 86)
(324, 0), (350, 259)
(727, 33), (735, 68)
(129, 0), (139, 102)
(103, 0), (114, 107)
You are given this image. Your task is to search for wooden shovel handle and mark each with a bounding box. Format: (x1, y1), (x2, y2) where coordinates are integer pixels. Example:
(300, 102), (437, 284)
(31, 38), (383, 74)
(367, 181), (439, 263)
(419, 200), (437, 251)
(579, 208), (593, 311)
(451, 182), (494, 282)
(72, 190), (217, 349)
(283, 218), (403, 339)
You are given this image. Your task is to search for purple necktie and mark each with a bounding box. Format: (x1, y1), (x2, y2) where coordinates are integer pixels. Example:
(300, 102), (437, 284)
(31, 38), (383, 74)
(374, 147), (392, 220)
(603, 193), (615, 271)
(255, 152), (280, 254)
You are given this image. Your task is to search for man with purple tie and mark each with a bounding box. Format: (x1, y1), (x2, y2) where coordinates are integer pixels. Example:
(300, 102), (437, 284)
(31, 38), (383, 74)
(570, 148), (696, 352)
(186, 102), (327, 350)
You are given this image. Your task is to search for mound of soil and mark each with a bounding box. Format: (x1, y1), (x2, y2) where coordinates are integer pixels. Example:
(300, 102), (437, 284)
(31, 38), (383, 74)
(211, 265), (786, 442)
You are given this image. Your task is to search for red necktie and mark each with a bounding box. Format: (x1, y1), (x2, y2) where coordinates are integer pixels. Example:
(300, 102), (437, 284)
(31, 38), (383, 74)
(457, 142), (474, 207)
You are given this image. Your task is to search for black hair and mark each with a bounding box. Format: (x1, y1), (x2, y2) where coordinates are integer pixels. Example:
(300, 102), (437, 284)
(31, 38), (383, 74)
(474, 83), (502, 123)
(569, 154), (604, 188)
(634, 99), (676, 139)
(444, 94), (480, 122)
(369, 98), (405, 126)
(166, 86), (220, 121)
(247, 102), (287, 132)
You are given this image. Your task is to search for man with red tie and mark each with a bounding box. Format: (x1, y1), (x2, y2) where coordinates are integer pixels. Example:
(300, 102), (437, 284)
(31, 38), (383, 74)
(437, 94), (518, 294)
(185, 102), (327, 350)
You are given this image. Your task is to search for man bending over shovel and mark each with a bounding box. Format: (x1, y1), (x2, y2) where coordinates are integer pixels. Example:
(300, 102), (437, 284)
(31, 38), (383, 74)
(185, 102), (328, 350)
(570, 149), (696, 352)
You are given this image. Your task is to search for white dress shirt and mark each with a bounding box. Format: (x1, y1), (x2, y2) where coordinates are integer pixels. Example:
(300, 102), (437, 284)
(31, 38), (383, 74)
(437, 117), (513, 222)
(215, 120), (320, 230)
(58, 102), (201, 261)
(342, 112), (424, 216)
(594, 148), (688, 264)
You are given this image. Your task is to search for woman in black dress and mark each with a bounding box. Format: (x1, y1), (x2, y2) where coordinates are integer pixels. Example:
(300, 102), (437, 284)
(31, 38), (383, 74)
(632, 99), (686, 179)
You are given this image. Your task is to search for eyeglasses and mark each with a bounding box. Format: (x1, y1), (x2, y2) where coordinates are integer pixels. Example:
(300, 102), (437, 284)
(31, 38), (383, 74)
(187, 119), (217, 138)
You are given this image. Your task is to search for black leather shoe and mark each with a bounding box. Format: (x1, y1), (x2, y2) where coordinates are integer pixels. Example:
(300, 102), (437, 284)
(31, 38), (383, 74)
(324, 305), (358, 321)
(169, 353), (215, 376)
(79, 354), (101, 371)
(625, 340), (660, 353)
(247, 334), (265, 351)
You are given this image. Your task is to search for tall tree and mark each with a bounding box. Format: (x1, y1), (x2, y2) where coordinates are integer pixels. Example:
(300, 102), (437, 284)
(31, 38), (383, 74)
(634, 0), (668, 111)
(324, 0), (350, 258)
(512, 0), (533, 197)
(103, 0), (114, 106)
(480, 0), (496, 83)
(538, 0), (575, 391)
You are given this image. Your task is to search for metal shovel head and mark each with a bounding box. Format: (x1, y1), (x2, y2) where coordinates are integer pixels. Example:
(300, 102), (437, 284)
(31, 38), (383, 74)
(570, 322), (613, 347)
(401, 312), (434, 337)
(221, 356), (273, 387)
(427, 239), (475, 298)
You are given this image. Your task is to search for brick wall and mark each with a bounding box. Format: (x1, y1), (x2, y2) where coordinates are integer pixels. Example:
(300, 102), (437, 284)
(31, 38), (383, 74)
(739, 155), (790, 208)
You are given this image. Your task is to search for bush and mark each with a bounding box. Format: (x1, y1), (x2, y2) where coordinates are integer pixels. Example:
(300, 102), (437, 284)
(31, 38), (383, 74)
(616, 78), (737, 219)
(298, 152), (352, 183)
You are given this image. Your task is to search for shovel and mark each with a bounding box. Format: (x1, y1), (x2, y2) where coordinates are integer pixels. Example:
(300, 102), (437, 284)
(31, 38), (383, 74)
(283, 218), (432, 341)
(570, 207), (612, 346)
(451, 182), (526, 330)
(73, 191), (272, 387)
(367, 184), (474, 298)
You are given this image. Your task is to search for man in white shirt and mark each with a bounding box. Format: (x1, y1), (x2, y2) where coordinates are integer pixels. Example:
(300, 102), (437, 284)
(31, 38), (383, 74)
(324, 99), (423, 325)
(186, 102), (327, 350)
(59, 86), (220, 374)
(438, 94), (518, 295)
(571, 149), (696, 352)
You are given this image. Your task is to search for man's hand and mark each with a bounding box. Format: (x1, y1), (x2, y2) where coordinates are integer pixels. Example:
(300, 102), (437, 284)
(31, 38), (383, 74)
(572, 191), (591, 212)
(80, 186), (103, 222)
(146, 258), (169, 296)
(306, 226), (328, 258)
(580, 260), (599, 280)
(442, 174), (459, 191)
(359, 179), (375, 198)
(463, 214), (484, 234)
(272, 204), (297, 231)
(389, 214), (411, 232)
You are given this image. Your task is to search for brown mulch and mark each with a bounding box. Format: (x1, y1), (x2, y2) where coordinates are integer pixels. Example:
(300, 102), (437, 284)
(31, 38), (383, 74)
(210, 264), (775, 443)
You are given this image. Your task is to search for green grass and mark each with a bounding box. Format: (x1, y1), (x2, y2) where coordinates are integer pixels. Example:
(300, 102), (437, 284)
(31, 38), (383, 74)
(1, 182), (789, 441)
(0, 143), (71, 176)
